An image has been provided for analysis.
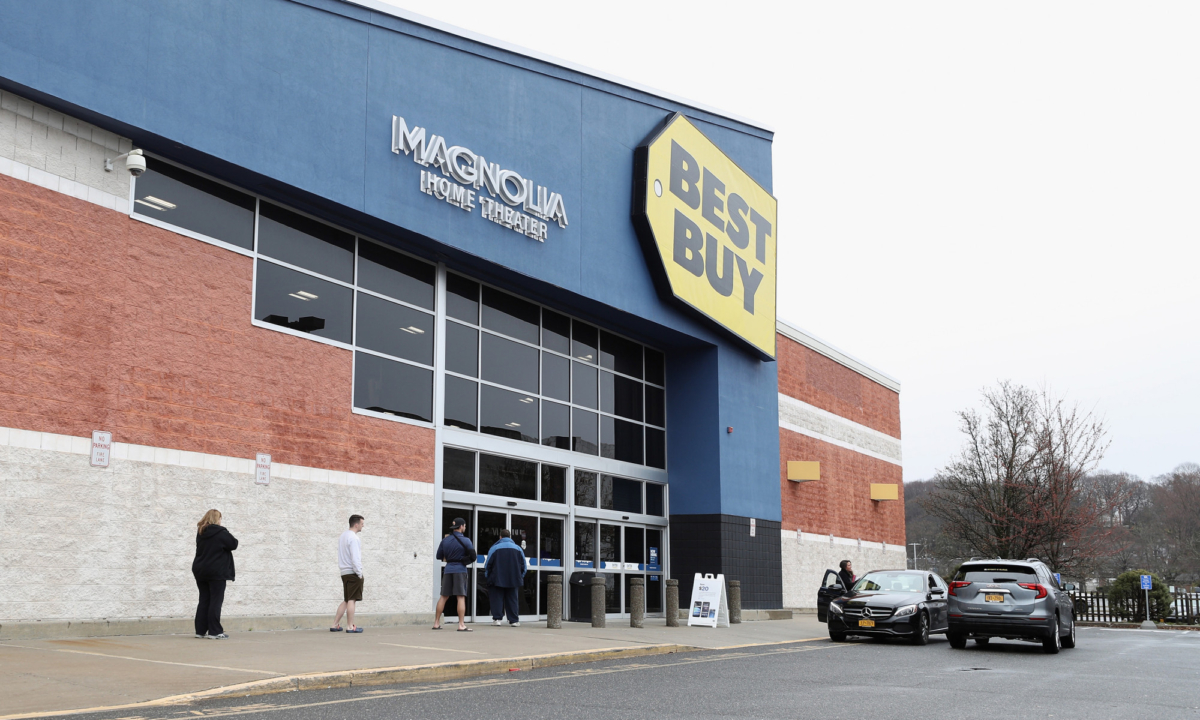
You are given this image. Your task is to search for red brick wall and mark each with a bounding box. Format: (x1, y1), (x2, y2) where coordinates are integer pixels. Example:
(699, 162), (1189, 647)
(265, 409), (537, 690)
(776, 332), (900, 439)
(779, 429), (905, 545)
(0, 176), (434, 482)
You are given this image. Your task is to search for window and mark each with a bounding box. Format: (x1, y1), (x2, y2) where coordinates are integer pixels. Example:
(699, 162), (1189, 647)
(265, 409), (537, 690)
(573, 363), (598, 409)
(479, 385), (538, 444)
(257, 202), (354, 282)
(541, 401), (570, 449)
(482, 286), (539, 344)
(646, 483), (665, 517)
(600, 331), (642, 379)
(353, 352), (432, 422)
(481, 334), (538, 393)
(357, 240), (435, 310)
(601, 416), (643, 464)
(133, 157), (255, 250)
(542, 310), (571, 354)
(572, 408), (598, 455)
(541, 465), (566, 504)
(255, 260), (352, 343)
(445, 322), (478, 377)
(443, 448), (475, 492)
(356, 292), (433, 365)
(446, 273), (480, 323)
(478, 454), (536, 500)
(602, 475), (643, 514)
(443, 376), (478, 432)
(575, 521), (596, 566)
(572, 321), (598, 363)
(574, 470), (597, 508)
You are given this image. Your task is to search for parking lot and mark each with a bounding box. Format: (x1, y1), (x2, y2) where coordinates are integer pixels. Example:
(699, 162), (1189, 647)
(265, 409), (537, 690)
(61, 627), (1200, 720)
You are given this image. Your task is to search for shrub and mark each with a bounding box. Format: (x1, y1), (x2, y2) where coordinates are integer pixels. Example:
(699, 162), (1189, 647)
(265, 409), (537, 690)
(1108, 570), (1172, 621)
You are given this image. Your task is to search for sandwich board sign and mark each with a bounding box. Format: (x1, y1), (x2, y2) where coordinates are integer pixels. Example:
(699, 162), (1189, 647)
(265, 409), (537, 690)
(687, 573), (729, 628)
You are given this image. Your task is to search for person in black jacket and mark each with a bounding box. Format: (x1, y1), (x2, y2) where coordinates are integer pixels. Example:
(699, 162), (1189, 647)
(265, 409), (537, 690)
(483, 528), (527, 626)
(192, 509), (238, 639)
(838, 560), (857, 593)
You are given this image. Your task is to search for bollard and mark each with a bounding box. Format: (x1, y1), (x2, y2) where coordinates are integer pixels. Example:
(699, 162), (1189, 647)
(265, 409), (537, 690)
(666, 578), (679, 627)
(591, 576), (606, 628)
(630, 577), (645, 628)
(547, 574), (563, 629)
(729, 580), (742, 624)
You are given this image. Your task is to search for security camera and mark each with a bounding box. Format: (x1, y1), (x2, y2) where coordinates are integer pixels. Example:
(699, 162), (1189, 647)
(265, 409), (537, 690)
(105, 148), (146, 176)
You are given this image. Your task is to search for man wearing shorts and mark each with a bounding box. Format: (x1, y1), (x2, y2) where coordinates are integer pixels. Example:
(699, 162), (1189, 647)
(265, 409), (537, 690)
(434, 517), (475, 631)
(332, 514), (365, 633)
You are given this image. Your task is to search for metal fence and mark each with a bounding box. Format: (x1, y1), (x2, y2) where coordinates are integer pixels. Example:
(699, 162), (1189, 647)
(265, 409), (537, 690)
(1068, 591), (1200, 624)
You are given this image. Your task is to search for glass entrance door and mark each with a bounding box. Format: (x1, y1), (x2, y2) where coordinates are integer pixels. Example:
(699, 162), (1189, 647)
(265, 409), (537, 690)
(571, 519), (665, 619)
(441, 505), (564, 622)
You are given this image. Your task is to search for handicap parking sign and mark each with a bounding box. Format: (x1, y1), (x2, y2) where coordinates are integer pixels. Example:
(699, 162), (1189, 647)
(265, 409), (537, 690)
(1140, 574), (1152, 590)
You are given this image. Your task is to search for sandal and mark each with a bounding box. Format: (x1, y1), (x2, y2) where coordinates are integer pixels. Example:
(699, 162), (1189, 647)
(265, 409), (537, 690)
(330, 626), (343, 632)
(347, 626), (363, 633)
(457, 627), (472, 632)
(431, 625), (443, 630)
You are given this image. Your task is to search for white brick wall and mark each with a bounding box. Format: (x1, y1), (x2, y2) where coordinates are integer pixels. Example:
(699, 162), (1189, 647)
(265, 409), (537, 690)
(0, 429), (434, 624)
(781, 530), (908, 609)
(0, 88), (132, 211)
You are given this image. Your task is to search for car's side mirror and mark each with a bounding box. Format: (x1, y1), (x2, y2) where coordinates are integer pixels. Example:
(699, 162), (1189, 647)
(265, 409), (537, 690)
(1062, 583), (1075, 592)
(833, 583), (844, 591)
(930, 587), (945, 596)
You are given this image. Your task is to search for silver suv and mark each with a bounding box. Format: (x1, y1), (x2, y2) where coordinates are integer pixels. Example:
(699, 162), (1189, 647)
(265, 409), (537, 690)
(946, 559), (1076, 654)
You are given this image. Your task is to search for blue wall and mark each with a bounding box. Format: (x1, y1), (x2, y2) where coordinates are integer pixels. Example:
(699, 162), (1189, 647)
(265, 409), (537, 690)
(0, 0), (781, 521)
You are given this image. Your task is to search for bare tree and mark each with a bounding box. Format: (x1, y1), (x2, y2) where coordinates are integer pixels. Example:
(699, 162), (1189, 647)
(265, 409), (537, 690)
(921, 381), (1124, 570)
(1141, 464), (1200, 582)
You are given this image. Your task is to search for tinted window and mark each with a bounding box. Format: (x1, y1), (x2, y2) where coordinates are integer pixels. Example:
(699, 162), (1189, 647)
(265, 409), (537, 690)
(624, 526), (644, 563)
(357, 241), (435, 309)
(600, 331), (642, 379)
(575, 521), (596, 563)
(958, 566), (1038, 583)
(541, 401), (570, 449)
(647, 528), (663, 569)
(443, 376), (478, 432)
(644, 347), (665, 386)
(572, 408), (598, 455)
(646, 483), (664, 516)
(255, 260), (353, 343)
(479, 384), (538, 444)
(602, 416), (644, 464)
(601, 372), (643, 422)
(446, 273), (479, 324)
(353, 352), (432, 422)
(574, 470), (597, 508)
(645, 385), (665, 427)
(572, 362), (597, 409)
(541, 465), (566, 504)
(445, 322), (478, 377)
(572, 321), (598, 363)
(606, 476), (642, 514)
(443, 447), (475, 492)
(257, 202), (354, 282)
(542, 309), (571, 354)
(133, 158), (255, 249)
(645, 427), (666, 469)
(481, 333), (539, 393)
(355, 293), (433, 365)
(481, 286), (539, 344)
(478, 454), (536, 500)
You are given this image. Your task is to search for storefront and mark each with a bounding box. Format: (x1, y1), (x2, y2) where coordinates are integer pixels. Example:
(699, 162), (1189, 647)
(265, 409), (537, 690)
(0, 0), (903, 634)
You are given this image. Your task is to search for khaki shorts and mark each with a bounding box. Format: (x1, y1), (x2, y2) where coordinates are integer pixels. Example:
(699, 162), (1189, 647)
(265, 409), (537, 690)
(341, 573), (364, 602)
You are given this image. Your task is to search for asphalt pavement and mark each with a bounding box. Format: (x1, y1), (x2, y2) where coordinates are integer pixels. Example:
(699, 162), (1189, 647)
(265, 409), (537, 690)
(52, 627), (1200, 720)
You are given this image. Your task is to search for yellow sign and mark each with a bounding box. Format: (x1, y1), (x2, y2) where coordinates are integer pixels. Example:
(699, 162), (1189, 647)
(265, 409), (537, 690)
(634, 114), (777, 358)
(870, 484), (899, 501)
(787, 461), (821, 482)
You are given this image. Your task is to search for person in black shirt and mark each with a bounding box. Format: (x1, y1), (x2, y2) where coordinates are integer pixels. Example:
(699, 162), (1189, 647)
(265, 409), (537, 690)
(192, 509), (238, 639)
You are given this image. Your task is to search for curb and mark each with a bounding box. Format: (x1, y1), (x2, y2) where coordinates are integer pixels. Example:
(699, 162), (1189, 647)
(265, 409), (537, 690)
(0, 643), (696, 720)
(1079, 621), (1200, 631)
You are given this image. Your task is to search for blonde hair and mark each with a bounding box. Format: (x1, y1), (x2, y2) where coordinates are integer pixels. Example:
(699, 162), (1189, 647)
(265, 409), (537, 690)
(197, 509), (222, 535)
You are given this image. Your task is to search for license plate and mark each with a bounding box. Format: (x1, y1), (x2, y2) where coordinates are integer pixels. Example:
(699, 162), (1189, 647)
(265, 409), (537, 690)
(858, 619), (875, 628)
(985, 594), (1004, 603)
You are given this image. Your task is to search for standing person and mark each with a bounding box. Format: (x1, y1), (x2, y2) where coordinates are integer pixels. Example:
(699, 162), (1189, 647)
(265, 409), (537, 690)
(192, 509), (238, 639)
(332, 514), (365, 634)
(484, 528), (526, 626)
(433, 517), (475, 631)
(838, 560), (856, 592)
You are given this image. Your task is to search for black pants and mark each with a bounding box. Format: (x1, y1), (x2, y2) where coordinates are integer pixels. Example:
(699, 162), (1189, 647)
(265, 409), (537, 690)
(488, 585), (520, 623)
(195, 578), (227, 636)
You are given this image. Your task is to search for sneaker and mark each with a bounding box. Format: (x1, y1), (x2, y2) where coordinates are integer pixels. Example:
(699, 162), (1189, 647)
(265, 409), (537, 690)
(206, 633), (229, 639)
(194, 633), (207, 639)
(493, 620), (502, 626)
(511, 621), (520, 627)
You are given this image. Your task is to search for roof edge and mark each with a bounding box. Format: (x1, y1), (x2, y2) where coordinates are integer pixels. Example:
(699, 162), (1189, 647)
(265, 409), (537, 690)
(776, 318), (902, 393)
(342, 0), (774, 134)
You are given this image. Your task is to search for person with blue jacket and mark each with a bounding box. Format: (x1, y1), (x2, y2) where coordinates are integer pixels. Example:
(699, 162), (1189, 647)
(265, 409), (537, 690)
(484, 528), (527, 626)
(434, 517), (475, 631)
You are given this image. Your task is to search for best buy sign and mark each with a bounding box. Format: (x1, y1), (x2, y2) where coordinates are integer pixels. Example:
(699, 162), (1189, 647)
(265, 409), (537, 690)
(633, 114), (777, 358)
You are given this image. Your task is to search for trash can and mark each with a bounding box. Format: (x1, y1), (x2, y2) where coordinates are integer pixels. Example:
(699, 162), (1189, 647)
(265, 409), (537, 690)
(569, 571), (596, 622)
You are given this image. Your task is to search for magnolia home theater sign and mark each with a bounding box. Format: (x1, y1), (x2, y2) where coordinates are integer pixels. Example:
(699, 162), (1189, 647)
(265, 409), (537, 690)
(391, 116), (568, 242)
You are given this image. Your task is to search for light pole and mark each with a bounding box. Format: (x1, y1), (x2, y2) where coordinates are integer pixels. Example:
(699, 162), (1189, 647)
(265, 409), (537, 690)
(908, 543), (921, 570)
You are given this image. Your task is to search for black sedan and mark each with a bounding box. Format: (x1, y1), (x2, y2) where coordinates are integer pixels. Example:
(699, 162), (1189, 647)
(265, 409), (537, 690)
(818, 569), (951, 645)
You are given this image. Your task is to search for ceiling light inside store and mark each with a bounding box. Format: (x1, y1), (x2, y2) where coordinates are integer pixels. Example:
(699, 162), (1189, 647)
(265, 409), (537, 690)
(505, 422), (521, 427)
(577, 354), (593, 361)
(135, 199), (169, 211)
(519, 397), (534, 404)
(401, 326), (425, 334)
(142, 195), (177, 209)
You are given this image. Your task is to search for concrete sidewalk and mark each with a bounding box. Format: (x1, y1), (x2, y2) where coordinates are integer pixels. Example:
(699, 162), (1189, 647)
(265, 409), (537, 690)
(0, 616), (827, 718)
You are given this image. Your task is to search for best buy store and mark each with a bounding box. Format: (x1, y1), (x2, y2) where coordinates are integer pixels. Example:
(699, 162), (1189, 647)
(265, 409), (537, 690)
(0, 0), (905, 634)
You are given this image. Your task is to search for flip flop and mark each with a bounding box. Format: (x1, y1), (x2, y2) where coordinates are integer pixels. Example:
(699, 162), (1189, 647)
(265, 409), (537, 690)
(431, 625), (442, 630)
(329, 626), (343, 632)
(457, 627), (472, 632)
(347, 626), (363, 633)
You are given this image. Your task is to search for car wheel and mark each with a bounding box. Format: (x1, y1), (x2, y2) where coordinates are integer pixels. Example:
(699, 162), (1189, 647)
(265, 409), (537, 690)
(974, 637), (989, 645)
(1061, 614), (1077, 649)
(829, 632), (847, 642)
(947, 632), (967, 649)
(1042, 618), (1062, 654)
(911, 611), (930, 645)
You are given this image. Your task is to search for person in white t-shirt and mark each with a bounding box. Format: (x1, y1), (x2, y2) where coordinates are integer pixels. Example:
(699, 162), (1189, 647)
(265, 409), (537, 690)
(332, 514), (365, 633)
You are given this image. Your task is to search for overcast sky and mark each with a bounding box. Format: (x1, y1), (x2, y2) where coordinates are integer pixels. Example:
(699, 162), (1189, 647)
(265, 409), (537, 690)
(386, 1), (1199, 482)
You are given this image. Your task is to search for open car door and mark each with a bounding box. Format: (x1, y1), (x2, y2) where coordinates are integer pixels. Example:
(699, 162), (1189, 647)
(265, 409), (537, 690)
(817, 569), (844, 622)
